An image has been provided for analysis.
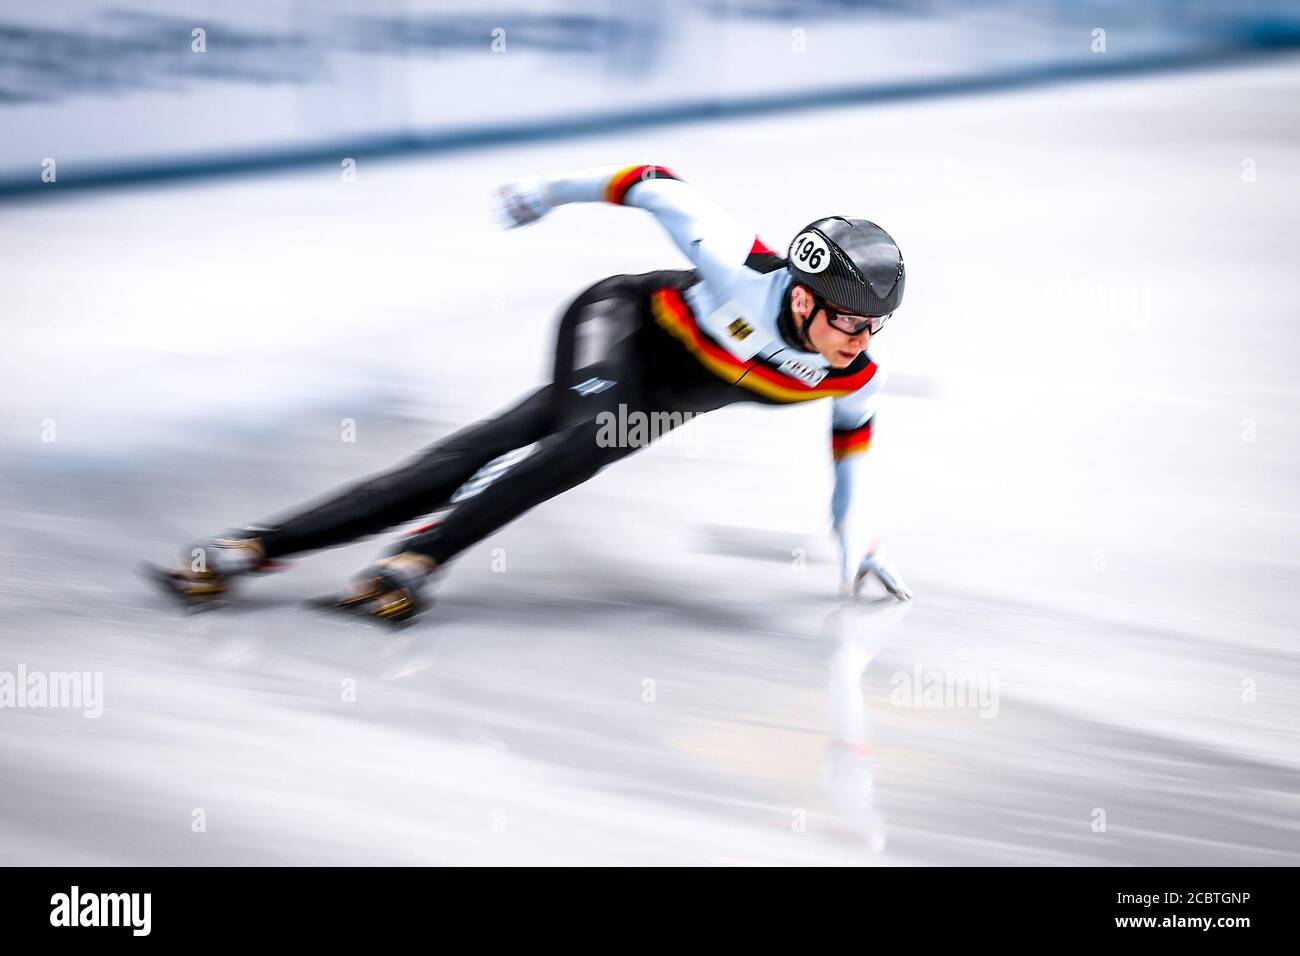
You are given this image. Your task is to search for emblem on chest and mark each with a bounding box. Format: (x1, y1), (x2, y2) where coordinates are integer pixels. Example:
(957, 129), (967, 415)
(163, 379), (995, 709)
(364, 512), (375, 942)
(697, 299), (770, 361)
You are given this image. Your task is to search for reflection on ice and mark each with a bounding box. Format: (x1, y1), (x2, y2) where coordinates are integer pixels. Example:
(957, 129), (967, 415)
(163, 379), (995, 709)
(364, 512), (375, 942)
(822, 602), (910, 852)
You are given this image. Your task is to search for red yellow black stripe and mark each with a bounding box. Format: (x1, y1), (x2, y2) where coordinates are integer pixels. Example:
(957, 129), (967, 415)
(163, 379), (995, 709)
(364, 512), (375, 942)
(650, 288), (750, 385)
(832, 419), (874, 460)
(606, 165), (679, 205)
(650, 288), (879, 403)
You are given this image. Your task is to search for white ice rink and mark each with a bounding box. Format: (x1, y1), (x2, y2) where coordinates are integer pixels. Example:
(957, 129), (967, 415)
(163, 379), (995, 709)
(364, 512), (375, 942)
(1, 56), (1299, 864)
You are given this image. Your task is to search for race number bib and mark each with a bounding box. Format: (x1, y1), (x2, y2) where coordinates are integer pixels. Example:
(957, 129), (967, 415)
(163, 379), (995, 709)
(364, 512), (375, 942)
(790, 231), (831, 273)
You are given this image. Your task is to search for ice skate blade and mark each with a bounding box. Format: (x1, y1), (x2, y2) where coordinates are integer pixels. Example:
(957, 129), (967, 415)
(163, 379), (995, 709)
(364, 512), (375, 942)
(138, 562), (229, 615)
(302, 592), (423, 631)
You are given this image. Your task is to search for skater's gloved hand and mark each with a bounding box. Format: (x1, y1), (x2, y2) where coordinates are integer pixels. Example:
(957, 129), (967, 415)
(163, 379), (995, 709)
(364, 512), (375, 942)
(495, 175), (551, 228)
(853, 549), (913, 601)
(835, 525), (913, 601)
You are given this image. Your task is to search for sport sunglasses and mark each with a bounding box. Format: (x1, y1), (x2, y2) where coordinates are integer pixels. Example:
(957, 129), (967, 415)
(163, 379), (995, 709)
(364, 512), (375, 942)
(813, 292), (891, 336)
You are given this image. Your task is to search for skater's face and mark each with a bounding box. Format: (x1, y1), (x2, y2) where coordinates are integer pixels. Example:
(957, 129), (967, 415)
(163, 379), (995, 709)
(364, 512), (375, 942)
(791, 284), (873, 368)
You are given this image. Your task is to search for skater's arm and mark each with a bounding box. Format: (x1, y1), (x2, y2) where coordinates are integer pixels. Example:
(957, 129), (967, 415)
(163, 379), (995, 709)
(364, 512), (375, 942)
(830, 417), (878, 586)
(830, 382), (912, 600)
(547, 165), (757, 289)
(499, 164), (765, 292)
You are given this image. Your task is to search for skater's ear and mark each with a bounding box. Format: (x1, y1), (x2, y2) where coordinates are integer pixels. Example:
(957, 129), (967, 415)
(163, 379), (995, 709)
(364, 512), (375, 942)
(790, 283), (816, 318)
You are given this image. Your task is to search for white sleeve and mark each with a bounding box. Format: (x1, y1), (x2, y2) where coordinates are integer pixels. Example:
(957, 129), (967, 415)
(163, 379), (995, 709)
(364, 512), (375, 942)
(540, 164), (759, 295)
(829, 364), (886, 577)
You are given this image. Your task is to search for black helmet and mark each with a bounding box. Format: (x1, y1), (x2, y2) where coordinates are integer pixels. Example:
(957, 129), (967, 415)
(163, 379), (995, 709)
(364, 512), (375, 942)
(787, 217), (905, 318)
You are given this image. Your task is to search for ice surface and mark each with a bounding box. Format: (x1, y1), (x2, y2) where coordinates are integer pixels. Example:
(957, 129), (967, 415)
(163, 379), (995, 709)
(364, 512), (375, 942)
(1, 57), (1298, 864)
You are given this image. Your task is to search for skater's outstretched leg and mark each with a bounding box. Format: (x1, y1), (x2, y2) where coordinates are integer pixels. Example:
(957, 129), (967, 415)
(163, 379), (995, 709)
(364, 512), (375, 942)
(149, 387), (557, 606)
(153, 273), (653, 614)
(255, 386), (557, 559)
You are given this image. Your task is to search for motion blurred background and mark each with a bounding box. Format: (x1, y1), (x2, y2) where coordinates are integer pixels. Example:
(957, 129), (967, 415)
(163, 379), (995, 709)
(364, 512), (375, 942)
(1, 0), (1298, 864)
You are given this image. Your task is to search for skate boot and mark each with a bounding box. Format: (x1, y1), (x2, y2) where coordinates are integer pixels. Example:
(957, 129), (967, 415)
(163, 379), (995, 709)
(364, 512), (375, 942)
(141, 534), (272, 608)
(308, 552), (437, 625)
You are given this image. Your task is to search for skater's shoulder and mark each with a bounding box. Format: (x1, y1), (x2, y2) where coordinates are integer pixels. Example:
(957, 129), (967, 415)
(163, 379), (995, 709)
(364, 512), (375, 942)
(743, 246), (788, 275)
